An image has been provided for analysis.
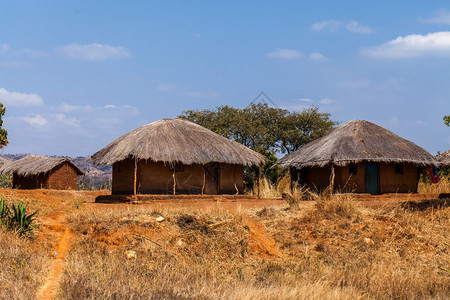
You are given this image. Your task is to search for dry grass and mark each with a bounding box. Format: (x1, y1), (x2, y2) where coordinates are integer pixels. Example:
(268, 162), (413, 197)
(418, 176), (450, 194)
(58, 196), (450, 299)
(250, 194), (450, 300)
(0, 229), (51, 300)
(251, 174), (291, 199)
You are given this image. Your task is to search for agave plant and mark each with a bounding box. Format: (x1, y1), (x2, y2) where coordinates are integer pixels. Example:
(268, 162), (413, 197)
(9, 201), (38, 235)
(0, 198), (10, 226)
(0, 198), (38, 235)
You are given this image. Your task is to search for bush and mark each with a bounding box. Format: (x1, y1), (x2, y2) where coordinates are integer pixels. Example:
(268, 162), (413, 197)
(0, 198), (38, 235)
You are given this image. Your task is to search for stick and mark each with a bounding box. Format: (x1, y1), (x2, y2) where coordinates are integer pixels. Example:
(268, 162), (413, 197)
(172, 170), (176, 195)
(202, 168), (206, 195)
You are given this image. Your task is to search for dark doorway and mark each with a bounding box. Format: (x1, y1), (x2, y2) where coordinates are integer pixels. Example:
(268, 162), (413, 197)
(204, 162), (220, 194)
(365, 162), (378, 194)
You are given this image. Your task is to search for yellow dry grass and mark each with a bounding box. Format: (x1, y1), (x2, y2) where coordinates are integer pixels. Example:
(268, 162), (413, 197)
(418, 176), (450, 194)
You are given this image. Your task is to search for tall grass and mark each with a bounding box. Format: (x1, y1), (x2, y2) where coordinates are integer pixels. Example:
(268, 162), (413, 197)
(251, 174), (291, 199)
(0, 229), (50, 300)
(59, 201), (449, 299)
(418, 176), (450, 194)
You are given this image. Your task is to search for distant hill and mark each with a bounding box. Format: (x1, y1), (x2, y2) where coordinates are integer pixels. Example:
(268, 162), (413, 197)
(0, 154), (112, 190)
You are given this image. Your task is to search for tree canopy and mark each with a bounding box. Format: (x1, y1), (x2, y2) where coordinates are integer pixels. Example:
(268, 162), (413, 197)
(180, 103), (337, 154)
(444, 115), (450, 126)
(0, 103), (7, 148)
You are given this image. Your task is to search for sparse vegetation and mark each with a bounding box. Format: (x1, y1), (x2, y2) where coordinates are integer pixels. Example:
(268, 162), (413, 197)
(0, 198), (38, 235)
(418, 175), (450, 194)
(0, 228), (50, 300)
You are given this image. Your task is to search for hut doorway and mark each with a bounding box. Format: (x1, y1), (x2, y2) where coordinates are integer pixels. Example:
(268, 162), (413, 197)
(204, 162), (220, 194)
(365, 162), (378, 194)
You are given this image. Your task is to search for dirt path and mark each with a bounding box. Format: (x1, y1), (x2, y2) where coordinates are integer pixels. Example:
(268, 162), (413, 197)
(243, 215), (283, 258)
(36, 214), (75, 300)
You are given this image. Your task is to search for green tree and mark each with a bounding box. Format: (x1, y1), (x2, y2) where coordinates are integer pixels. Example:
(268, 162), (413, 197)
(444, 115), (450, 126)
(181, 103), (336, 154)
(180, 103), (337, 185)
(0, 103), (7, 148)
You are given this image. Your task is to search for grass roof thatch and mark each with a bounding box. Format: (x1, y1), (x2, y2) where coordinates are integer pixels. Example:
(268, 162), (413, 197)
(0, 155), (84, 176)
(276, 120), (439, 168)
(437, 150), (450, 167)
(92, 118), (265, 166)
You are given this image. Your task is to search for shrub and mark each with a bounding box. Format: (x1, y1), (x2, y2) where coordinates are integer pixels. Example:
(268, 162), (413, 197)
(0, 198), (38, 235)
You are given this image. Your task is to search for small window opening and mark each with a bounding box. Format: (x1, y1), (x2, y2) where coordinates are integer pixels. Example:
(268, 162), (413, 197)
(394, 163), (403, 174)
(349, 163), (357, 175)
(117, 162), (122, 173)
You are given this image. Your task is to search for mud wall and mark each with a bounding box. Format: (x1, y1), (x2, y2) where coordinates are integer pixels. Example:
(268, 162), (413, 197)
(379, 163), (418, 193)
(46, 163), (78, 190)
(112, 159), (244, 195)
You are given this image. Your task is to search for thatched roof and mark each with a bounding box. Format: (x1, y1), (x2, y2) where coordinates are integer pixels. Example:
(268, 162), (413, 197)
(437, 150), (450, 167)
(276, 120), (439, 168)
(0, 155), (84, 176)
(92, 118), (265, 166)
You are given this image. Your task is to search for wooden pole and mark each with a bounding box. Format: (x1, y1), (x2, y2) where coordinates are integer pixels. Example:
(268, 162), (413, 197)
(133, 158), (137, 196)
(330, 164), (335, 195)
(234, 165), (239, 195)
(257, 165), (261, 197)
(201, 168), (206, 195)
(172, 170), (176, 195)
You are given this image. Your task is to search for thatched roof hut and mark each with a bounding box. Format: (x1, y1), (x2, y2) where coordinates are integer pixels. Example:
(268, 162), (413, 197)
(0, 155), (84, 190)
(92, 118), (265, 166)
(437, 150), (450, 167)
(92, 118), (265, 195)
(277, 120), (438, 168)
(276, 120), (438, 194)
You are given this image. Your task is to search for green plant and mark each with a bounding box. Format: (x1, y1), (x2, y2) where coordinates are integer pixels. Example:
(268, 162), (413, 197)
(0, 198), (38, 235)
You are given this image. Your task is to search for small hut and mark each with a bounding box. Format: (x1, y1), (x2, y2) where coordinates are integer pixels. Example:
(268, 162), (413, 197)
(0, 155), (84, 190)
(276, 120), (439, 194)
(437, 150), (450, 168)
(92, 118), (265, 195)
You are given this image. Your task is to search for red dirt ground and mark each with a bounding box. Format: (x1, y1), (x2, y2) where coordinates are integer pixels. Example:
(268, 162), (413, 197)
(0, 188), (443, 299)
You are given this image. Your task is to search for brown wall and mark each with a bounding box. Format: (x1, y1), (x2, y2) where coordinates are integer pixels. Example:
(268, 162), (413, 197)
(12, 162), (79, 190)
(298, 162), (419, 194)
(219, 164), (243, 194)
(112, 159), (244, 195)
(335, 163), (365, 193)
(13, 174), (46, 189)
(379, 163), (418, 193)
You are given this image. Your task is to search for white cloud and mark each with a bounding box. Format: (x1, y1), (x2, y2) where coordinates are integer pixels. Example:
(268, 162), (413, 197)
(57, 43), (131, 61)
(345, 21), (374, 34)
(309, 52), (328, 61)
(156, 83), (177, 92)
(59, 103), (93, 112)
(0, 44), (10, 54)
(294, 98), (314, 102)
(23, 114), (48, 126)
(0, 88), (44, 106)
(320, 98), (335, 104)
(362, 31), (450, 58)
(51, 113), (81, 128)
(312, 20), (373, 34)
(267, 48), (303, 59)
(419, 8), (450, 24)
(311, 20), (342, 32)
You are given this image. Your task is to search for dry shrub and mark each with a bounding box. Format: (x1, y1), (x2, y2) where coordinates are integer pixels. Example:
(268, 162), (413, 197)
(254, 195), (450, 300)
(61, 206), (254, 299)
(418, 176), (450, 194)
(0, 229), (50, 300)
(251, 174), (291, 199)
(284, 184), (318, 210)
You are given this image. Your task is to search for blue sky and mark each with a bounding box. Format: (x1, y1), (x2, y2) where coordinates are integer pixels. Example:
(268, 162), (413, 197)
(0, 1), (449, 157)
